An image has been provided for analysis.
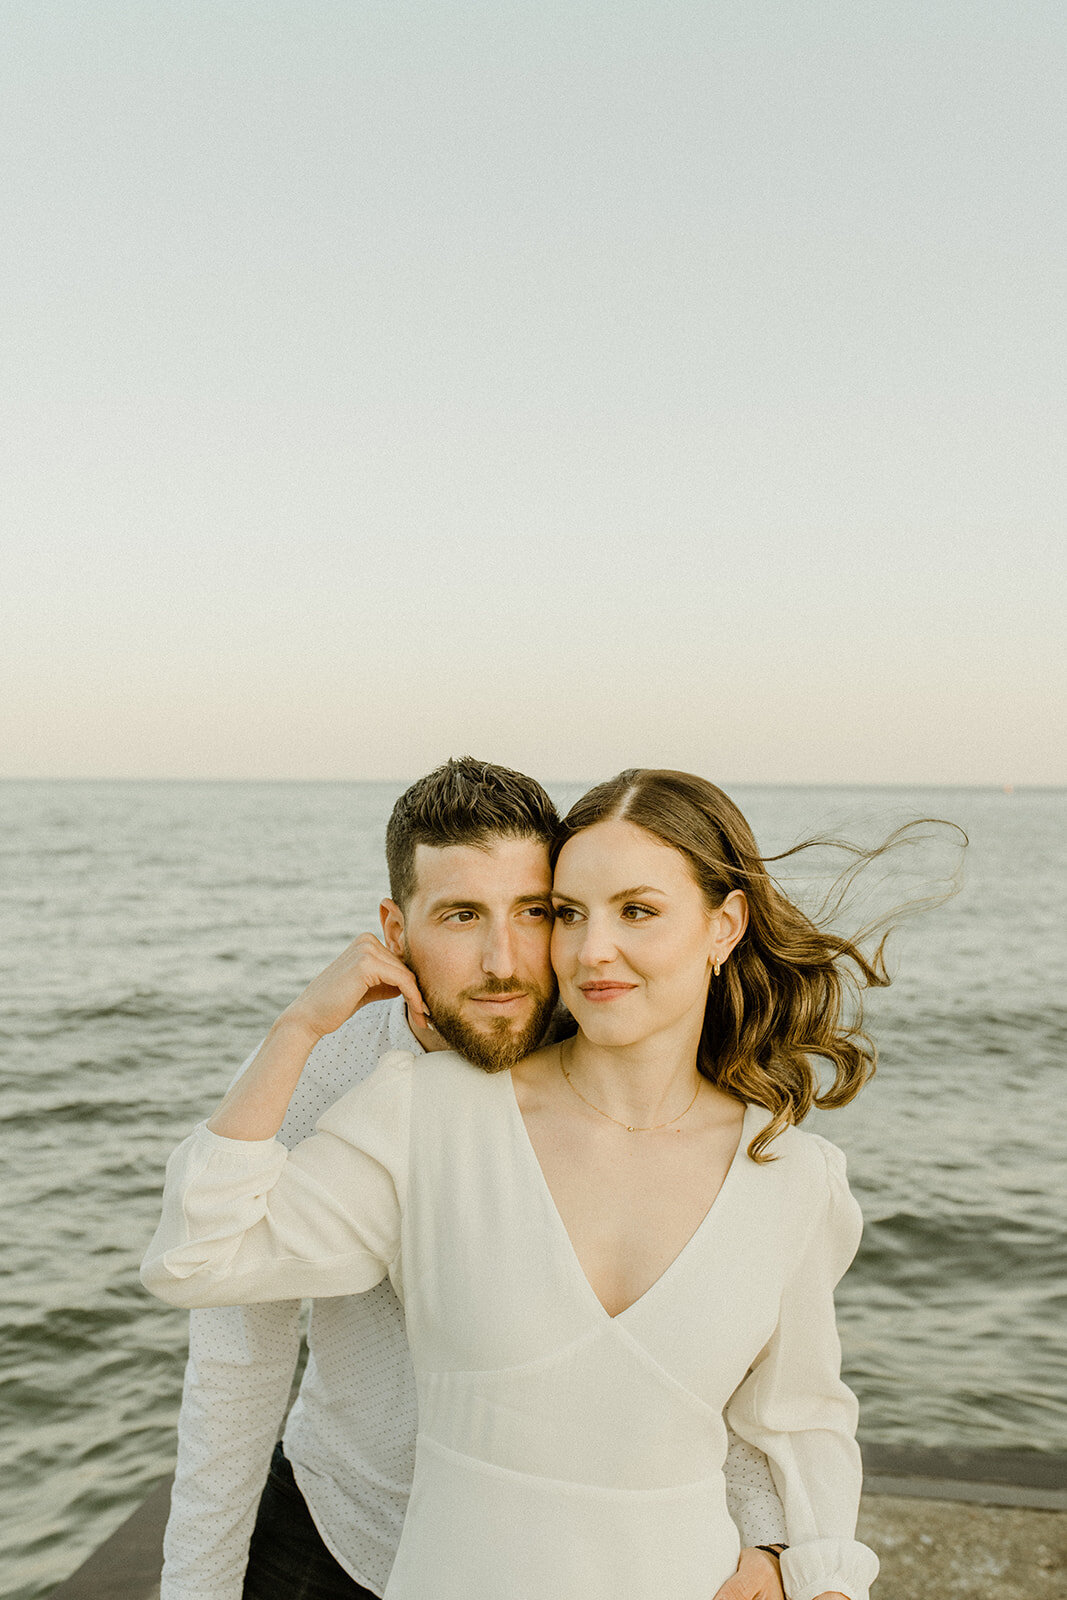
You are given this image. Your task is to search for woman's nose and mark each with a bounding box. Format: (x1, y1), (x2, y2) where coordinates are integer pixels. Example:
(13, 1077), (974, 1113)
(577, 916), (617, 968)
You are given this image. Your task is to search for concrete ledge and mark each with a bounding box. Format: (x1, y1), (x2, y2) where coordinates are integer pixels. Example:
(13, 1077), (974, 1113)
(864, 1474), (1065, 1510)
(861, 1444), (1067, 1512)
(47, 1479), (171, 1600)
(48, 1450), (1067, 1599)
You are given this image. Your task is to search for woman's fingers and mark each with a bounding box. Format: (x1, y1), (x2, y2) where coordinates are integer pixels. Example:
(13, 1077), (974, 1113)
(709, 1547), (784, 1600)
(286, 933), (431, 1038)
(375, 962), (432, 1029)
(707, 1577), (771, 1600)
(355, 942), (432, 1028)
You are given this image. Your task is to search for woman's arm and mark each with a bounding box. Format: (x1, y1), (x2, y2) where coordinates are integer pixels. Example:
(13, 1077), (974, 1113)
(141, 1051), (414, 1307)
(725, 1137), (879, 1600)
(141, 934), (426, 1307)
(208, 933), (429, 1140)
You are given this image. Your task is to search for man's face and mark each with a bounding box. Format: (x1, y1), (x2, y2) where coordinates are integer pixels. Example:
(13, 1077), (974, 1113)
(381, 835), (556, 1071)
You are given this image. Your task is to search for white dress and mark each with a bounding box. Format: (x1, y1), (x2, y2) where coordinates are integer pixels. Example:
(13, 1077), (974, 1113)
(143, 1050), (879, 1600)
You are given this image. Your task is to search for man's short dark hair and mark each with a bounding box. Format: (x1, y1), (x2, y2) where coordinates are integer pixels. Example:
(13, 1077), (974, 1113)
(385, 757), (559, 909)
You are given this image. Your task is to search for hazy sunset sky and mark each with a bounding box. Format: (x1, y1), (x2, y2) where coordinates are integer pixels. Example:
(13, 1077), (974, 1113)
(3, 1), (1063, 784)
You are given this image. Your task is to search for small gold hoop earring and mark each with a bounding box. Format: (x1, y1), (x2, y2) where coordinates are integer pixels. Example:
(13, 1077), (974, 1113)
(713, 959), (722, 978)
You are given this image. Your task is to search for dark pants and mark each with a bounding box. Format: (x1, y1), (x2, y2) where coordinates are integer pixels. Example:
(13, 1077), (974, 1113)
(243, 1444), (380, 1600)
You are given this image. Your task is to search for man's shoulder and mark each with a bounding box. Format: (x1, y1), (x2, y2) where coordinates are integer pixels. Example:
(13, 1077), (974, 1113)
(277, 997), (418, 1145)
(308, 996), (410, 1070)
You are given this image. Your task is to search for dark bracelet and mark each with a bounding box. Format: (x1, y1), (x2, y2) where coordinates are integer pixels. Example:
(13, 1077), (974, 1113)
(755, 1545), (788, 1560)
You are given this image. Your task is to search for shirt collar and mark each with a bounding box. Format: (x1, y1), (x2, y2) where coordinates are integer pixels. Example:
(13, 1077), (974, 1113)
(387, 993), (426, 1054)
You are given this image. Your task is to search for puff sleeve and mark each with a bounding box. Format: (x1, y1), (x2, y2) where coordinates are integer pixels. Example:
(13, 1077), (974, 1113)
(725, 1136), (879, 1600)
(141, 1050), (414, 1308)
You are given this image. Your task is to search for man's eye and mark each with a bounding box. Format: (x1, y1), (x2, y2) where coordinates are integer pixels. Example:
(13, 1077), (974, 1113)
(521, 906), (551, 920)
(445, 910), (477, 923)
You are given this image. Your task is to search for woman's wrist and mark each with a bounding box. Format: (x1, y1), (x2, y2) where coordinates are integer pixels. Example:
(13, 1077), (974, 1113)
(271, 1004), (327, 1051)
(208, 1010), (322, 1139)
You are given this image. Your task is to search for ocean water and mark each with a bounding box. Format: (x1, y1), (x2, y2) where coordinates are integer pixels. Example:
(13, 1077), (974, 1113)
(1, 779), (1064, 1599)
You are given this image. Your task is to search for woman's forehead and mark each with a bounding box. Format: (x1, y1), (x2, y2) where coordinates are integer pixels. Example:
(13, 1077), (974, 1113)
(553, 818), (695, 889)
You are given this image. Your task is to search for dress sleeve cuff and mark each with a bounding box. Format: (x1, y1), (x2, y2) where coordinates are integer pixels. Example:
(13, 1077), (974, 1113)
(192, 1120), (288, 1155)
(780, 1537), (879, 1600)
(148, 1124), (289, 1283)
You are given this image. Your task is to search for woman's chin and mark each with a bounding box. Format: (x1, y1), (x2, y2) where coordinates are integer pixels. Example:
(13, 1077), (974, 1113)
(570, 1009), (649, 1049)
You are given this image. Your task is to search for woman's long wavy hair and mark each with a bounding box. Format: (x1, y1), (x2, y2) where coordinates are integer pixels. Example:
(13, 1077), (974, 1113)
(552, 769), (965, 1161)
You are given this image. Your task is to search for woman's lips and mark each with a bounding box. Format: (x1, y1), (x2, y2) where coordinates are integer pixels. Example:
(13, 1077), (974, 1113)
(577, 982), (637, 1003)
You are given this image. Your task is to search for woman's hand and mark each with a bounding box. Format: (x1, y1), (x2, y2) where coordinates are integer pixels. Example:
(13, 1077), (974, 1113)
(710, 1546), (785, 1600)
(207, 934), (430, 1141)
(283, 932), (431, 1040)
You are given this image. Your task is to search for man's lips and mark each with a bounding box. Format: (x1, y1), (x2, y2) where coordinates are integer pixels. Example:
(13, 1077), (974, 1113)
(467, 992), (530, 1010)
(577, 982), (637, 1002)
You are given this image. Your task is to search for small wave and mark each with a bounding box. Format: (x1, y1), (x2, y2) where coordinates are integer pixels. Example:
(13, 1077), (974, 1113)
(6, 997), (274, 1041)
(856, 1206), (1064, 1288)
(0, 1304), (115, 1359)
(1, 1099), (166, 1131)
(54, 991), (205, 1024)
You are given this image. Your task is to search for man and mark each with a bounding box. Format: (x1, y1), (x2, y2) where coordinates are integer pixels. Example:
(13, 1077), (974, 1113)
(160, 758), (789, 1600)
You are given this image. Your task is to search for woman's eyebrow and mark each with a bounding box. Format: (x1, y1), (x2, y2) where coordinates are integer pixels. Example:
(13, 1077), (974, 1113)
(551, 885), (666, 906)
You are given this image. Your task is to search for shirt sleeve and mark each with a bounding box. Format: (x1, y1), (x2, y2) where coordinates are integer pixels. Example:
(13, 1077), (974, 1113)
(721, 1419), (788, 1548)
(160, 1042), (301, 1600)
(141, 1051), (413, 1309)
(159, 1015), (414, 1600)
(160, 1302), (302, 1600)
(725, 1136), (879, 1600)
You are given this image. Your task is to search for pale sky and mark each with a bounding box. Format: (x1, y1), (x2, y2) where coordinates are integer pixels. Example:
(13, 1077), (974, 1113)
(2, 1), (1064, 784)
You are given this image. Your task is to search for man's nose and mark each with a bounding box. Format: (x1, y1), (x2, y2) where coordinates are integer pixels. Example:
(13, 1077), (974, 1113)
(481, 919), (518, 976)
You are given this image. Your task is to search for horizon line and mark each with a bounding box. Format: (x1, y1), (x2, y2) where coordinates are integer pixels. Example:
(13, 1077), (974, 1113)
(0, 775), (1060, 792)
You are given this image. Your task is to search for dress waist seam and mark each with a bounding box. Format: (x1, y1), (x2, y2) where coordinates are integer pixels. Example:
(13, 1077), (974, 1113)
(415, 1432), (726, 1498)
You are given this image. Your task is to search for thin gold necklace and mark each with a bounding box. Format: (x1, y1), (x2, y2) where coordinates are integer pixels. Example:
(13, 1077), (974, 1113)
(558, 1043), (702, 1133)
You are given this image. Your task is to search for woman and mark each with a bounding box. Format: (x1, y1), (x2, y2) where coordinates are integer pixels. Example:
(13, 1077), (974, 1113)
(143, 770), (891, 1600)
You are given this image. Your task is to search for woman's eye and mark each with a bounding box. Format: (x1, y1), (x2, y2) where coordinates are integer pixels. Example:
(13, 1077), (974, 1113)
(622, 904), (656, 920)
(553, 906), (581, 925)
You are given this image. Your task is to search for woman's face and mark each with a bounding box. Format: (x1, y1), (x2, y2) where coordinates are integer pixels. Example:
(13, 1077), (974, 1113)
(551, 817), (738, 1051)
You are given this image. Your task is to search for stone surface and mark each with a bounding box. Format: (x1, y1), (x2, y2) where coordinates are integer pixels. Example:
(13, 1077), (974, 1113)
(46, 1481), (170, 1600)
(48, 1484), (1066, 1599)
(858, 1494), (1066, 1600)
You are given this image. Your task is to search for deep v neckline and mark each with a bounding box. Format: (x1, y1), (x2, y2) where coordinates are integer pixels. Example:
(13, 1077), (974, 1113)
(504, 1072), (754, 1321)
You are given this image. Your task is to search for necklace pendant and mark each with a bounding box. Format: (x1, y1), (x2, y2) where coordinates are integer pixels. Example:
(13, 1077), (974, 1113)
(626, 1125), (635, 1133)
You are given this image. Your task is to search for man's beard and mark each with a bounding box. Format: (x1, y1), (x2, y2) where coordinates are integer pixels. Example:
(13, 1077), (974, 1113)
(408, 966), (557, 1073)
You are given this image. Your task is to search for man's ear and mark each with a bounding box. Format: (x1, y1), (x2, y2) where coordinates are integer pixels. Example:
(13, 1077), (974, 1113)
(380, 899), (406, 957)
